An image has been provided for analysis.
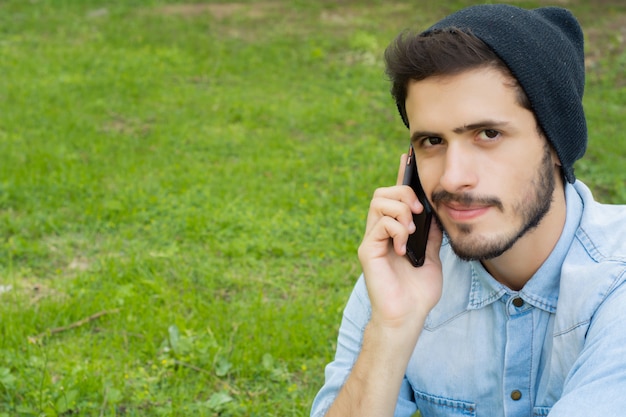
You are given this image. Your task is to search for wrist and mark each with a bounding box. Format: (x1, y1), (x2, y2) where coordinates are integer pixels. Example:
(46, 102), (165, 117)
(363, 316), (424, 363)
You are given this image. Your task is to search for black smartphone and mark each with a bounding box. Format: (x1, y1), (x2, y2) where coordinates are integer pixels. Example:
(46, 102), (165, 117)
(402, 145), (432, 267)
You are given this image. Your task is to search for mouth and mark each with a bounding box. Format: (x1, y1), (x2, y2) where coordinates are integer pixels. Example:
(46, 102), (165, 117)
(432, 191), (503, 224)
(440, 202), (492, 222)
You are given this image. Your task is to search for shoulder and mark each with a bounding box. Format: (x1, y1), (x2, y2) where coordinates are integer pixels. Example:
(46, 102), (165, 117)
(573, 181), (626, 263)
(557, 181), (626, 329)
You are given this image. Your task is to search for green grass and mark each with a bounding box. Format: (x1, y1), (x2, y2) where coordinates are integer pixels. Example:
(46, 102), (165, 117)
(0, 0), (624, 415)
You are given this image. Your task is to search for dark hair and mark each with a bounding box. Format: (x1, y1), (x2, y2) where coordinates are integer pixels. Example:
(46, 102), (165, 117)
(384, 29), (531, 127)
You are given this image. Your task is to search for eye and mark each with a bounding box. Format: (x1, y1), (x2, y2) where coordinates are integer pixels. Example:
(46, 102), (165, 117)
(422, 137), (443, 147)
(478, 129), (501, 141)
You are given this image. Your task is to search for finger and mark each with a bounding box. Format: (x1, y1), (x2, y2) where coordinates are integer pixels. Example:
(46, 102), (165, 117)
(361, 215), (412, 258)
(372, 185), (423, 214)
(396, 153), (408, 186)
(366, 191), (419, 232)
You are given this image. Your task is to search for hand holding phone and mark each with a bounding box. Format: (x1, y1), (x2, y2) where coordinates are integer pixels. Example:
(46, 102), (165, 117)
(402, 145), (432, 267)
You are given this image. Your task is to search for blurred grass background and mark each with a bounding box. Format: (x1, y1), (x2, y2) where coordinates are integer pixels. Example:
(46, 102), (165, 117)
(0, 0), (624, 415)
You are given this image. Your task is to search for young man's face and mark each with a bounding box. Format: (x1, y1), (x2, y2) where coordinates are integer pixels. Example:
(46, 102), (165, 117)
(405, 67), (561, 261)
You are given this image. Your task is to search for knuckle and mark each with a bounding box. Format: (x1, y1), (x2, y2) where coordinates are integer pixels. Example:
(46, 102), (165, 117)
(372, 186), (392, 199)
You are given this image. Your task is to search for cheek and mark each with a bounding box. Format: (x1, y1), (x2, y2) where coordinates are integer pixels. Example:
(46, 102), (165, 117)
(486, 159), (541, 210)
(478, 144), (539, 185)
(416, 162), (442, 198)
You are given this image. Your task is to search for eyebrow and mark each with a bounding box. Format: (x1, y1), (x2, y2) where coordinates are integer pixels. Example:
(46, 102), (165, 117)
(410, 120), (511, 142)
(453, 120), (510, 134)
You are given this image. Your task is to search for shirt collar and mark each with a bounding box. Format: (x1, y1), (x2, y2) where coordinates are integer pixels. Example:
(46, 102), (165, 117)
(467, 182), (584, 312)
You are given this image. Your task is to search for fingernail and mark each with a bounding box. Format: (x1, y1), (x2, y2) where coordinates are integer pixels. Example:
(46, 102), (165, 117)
(408, 222), (416, 233)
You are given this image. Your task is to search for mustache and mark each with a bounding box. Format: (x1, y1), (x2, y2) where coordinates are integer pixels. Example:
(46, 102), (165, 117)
(431, 190), (504, 212)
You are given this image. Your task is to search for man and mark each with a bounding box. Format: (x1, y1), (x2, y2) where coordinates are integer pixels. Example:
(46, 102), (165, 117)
(311, 4), (626, 417)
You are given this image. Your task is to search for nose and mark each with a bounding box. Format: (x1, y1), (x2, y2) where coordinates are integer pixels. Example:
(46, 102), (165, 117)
(438, 142), (478, 193)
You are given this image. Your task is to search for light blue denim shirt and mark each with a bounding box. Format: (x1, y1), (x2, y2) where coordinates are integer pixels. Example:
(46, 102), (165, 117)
(311, 181), (626, 417)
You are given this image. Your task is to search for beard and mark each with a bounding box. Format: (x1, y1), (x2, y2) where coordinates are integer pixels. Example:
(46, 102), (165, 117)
(432, 144), (556, 261)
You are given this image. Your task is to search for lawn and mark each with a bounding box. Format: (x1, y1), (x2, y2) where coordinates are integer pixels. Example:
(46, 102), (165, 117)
(0, 0), (624, 415)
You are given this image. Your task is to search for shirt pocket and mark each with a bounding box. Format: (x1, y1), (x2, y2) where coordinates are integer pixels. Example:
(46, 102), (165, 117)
(533, 406), (551, 416)
(413, 389), (476, 417)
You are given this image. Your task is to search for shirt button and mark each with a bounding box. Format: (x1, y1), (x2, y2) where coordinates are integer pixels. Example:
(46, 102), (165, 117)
(512, 297), (524, 308)
(510, 390), (522, 401)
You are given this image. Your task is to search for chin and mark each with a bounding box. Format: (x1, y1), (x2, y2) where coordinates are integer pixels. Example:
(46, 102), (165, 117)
(438, 217), (520, 261)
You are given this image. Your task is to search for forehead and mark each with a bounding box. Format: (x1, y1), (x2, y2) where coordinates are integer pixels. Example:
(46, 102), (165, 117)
(405, 67), (531, 128)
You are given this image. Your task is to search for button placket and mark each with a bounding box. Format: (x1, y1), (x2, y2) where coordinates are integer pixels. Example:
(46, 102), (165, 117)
(503, 299), (532, 415)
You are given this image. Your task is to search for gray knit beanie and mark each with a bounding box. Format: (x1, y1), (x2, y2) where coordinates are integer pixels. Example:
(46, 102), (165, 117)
(414, 5), (587, 183)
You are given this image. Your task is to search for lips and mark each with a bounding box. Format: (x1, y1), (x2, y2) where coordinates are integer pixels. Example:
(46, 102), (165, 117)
(441, 202), (491, 222)
(431, 190), (503, 223)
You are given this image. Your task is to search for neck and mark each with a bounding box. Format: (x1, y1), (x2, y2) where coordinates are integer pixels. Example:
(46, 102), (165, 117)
(482, 182), (567, 291)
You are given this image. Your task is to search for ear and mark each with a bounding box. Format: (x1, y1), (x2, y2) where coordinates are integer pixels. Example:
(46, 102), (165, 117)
(550, 147), (562, 167)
